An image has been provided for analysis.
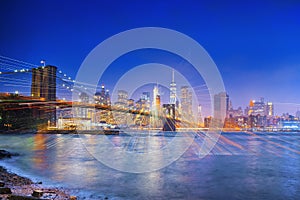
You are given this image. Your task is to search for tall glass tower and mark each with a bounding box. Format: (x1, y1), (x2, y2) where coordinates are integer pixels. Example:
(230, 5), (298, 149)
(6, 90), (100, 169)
(170, 69), (177, 105)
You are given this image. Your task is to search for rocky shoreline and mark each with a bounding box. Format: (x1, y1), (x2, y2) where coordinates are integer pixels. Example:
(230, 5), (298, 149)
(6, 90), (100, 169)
(0, 150), (75, 200)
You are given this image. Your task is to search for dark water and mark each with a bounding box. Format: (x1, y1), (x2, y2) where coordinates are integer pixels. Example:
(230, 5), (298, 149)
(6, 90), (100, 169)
(0, 132), (300, 199)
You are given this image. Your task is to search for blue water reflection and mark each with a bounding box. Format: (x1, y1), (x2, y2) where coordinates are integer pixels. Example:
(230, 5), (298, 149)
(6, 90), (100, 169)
(0, 132), (299, 199)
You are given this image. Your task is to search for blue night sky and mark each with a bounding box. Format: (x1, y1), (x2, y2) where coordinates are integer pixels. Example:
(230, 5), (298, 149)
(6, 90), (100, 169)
(1, 0), (300, 115)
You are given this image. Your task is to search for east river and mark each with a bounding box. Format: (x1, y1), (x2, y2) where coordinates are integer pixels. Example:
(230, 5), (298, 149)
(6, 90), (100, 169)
(0, 132), (299, 199)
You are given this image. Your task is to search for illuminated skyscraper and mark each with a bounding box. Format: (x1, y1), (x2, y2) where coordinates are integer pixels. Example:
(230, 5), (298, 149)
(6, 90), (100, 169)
(214, 92), (229, 120)
(151, 84), (162, 128)
(94, 85), (112, 123)
(117, 90), (128, 106)
(79, 92), (89, 103)
(247, 98), (268, 127)
(197, 104), (203, 127)
(76, 92), (90, 119)
(141, 92), (150, 102)
(266, 102), (274, 116)
(114, 90), (129, 125)
(141, 92), (151, 111)
(94, 85), (110, 106)
(135, 92), (151, 126)
(170, 69), (177, 105)
(248, 98), (265, 116)
(180, 86), (193, 123)
(31, 65), (57, 101)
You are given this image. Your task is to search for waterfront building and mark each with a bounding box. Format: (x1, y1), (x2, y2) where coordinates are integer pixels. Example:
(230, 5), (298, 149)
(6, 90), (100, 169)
(214, 92), (229, 120)
(128, 99), (135, 109)
(278, 119), (300, 131)
(94, 85), (112, 124)
(0, 93), (48, 130)
(141, 92), (151, 112)
(248, 114), (266, 128)
(248, 98), (265, 116)
(227, 106), (243, 118)
(75, 92), (90, 119)
(246, 98), (274, 127)
(79, 92), (89, 103)
(113, 90), (129, 125)
(94, 85), (111, 106)
(180, 86), (193, 124)
(266, 102), (274, 117)
(117, 90), (128, 106)
(151, 84), (162, 128)
(135, 93), (151, 127)
(204, 116), (212, 128)
(197, 104), (204, 127)
(296, 110), (300, 119)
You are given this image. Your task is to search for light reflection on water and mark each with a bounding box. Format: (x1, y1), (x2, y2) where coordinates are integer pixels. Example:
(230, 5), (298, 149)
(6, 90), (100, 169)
(0, 132), (300, 199)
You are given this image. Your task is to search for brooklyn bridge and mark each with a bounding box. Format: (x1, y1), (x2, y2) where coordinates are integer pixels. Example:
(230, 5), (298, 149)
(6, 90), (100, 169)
(0, 55), (192, 132)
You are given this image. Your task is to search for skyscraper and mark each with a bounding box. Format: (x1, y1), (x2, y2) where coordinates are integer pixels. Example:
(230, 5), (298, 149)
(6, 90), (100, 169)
(31, 65), (57, 101)
(94, 85), (112, 123)
(197, 104), (203, 127)
(151, 84), (162, 128)
(117, 90), (128, 106)
(214, 92), (229, 120)
(153, 84), (161, 111)
(170, 69), (177, 105)
(134, 92), (151, 127)
(247, 98), (267, 127)
(266, 102), (274, 117)
(141, 92), (151, 111)
(113, 90), (129, 126)
(79, 92), (89, 103)
(180, 86), (193, 123)
(248, 98), (265, 116)
(94, 85), (110, 106)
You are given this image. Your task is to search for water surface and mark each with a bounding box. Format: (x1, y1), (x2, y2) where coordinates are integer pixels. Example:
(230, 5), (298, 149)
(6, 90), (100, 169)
(0, 132), (299, 199)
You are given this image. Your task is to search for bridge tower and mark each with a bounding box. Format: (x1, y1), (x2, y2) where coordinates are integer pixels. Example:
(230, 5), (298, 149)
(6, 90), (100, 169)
(31, 65), (57, 128)
(162, 104), (176, 131)
(31, 65), (57, 101)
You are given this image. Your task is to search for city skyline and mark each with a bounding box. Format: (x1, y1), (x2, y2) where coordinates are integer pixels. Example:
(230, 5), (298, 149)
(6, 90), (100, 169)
(1, 1), (300, 115)
(0, 58), (298, 119)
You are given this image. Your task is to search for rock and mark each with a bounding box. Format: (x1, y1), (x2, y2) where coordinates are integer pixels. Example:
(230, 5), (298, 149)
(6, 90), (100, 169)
(32, 189), (43, 198)
(0, 150), (19, 159)
(0, 181), (4, 187)
(10, 195), (44, 200)
(0, 150), (12, 159)
(0, 187), (12, 194)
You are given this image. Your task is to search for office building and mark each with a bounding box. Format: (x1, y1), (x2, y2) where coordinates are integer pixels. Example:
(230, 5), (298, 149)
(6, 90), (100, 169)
(214, 92), (229, 120)
(266, 102), (274, 117)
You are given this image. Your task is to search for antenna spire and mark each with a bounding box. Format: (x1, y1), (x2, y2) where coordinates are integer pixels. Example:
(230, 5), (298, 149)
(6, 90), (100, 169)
(172, 69), (175, 82)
